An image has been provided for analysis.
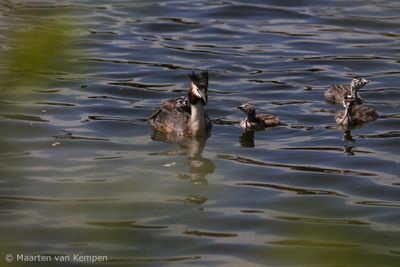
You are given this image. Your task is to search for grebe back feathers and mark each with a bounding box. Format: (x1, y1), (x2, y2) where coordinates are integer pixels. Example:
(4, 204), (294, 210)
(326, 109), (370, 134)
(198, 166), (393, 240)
(335, 94), (378, 126)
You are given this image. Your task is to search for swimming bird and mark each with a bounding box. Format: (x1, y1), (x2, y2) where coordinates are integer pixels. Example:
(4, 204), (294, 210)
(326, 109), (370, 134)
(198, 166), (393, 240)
(149, 70), (212, 137)
(335, 95), (378, 126)
(325, 77), (369, 104)
(237, 103), (280, 129)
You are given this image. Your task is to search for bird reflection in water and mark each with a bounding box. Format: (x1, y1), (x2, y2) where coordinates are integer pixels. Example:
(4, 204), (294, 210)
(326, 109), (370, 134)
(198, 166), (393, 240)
(342, 127), (355, 156)
(239, 129), (255, 148)
(336, 122), (359, 155)
(238, 127), (278, 148)
(151, 130), (215, 185)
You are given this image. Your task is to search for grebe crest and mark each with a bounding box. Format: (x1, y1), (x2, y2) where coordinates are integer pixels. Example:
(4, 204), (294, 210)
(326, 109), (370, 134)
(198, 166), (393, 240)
(237, 103), (280, 129)
(149, 70), (212, 139)
(335, 94), (378, 126)
(325, 76), (369, 104)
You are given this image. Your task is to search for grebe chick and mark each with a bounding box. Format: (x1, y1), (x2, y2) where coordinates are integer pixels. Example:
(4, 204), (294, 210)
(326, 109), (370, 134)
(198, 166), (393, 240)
(335, 95), (378, 126)
(149, 70), (212, 137)
(325, 77), (369, 104)
(149, 96), (189, 120)
(237, 103), (280, 129)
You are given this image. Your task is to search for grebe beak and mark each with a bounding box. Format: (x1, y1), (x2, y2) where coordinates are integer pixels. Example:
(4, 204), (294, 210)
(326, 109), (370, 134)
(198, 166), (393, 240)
(357, 78), (370, 91)
(192, 84), (207, 104)
(200, 91), (207, 104)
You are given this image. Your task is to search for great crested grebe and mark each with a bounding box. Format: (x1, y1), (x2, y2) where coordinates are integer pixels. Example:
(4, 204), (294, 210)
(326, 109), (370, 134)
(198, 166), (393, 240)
(335, 94), (378, 126)
(149, 70), (212, 137)
(325, 77), (369, 104)
(237, 103), (280, 129)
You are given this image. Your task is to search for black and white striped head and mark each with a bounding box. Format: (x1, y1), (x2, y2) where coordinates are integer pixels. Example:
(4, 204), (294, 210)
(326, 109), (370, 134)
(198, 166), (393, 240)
(188, 70), (208, 105)
(175, 96), (189, 110)
(176, 96), (188, 106)
(350, 77), (369, 91)
(237, 103), (255, 115)
(237, 103), (257, 122)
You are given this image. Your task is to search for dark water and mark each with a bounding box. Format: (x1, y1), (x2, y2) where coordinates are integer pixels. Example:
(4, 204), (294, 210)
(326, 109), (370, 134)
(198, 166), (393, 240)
(1, 1), (400, 266)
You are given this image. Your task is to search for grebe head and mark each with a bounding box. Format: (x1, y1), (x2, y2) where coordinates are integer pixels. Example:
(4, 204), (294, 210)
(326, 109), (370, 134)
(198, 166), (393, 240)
(177, 96), (188, 107)
(237, 103), (256, 121)
(237, 103), (255, 114)
(188, 70), (208, 105)
(350, 76), (369, 91)
(173, 96), (189, 112)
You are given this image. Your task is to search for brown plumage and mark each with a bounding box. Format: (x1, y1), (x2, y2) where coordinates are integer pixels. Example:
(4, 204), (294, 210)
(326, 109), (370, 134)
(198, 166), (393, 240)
(325, 77), (369, 104)
(237, 103), (280, 129)
(335, 95), (378, 126)
(149, 96), (191, 134)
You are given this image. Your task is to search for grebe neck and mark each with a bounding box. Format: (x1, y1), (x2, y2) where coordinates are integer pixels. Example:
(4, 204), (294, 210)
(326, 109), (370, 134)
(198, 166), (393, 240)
(190, 101), (206, 134)
(341, 103), (353, 125)
(247, 110), (256, 123)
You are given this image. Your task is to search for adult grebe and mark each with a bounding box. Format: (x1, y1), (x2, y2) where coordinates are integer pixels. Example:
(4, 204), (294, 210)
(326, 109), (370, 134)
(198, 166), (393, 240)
(237, 103), (280, 129)
(149, 70), (212, 137)
(335, 95), (378, 126)
(325, 77), (369, 104)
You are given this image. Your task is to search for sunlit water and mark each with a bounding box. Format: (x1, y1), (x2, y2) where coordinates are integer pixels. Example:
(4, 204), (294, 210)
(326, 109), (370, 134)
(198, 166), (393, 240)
(1, 1), (400, 266)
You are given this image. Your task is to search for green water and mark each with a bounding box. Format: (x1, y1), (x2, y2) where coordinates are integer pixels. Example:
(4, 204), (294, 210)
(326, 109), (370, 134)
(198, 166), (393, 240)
(1, 1), (399, 266)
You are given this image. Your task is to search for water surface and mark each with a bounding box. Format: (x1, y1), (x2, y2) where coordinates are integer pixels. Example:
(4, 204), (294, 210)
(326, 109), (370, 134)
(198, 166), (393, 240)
(0, 1), (399, 266)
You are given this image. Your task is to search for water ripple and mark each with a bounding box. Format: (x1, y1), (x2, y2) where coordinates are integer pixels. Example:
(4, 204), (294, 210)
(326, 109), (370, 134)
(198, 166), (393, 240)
(237, 182), (347, 197)
(268, 239), (359, 248)
(86, 220), (168, 230)
(216, 154), (377, 177)
(2, 114), (49, 122)
(275, 216), (369, 225)
(0, 195), (118, 203)
(184, 230), (238, 238)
